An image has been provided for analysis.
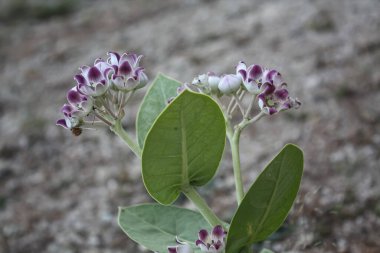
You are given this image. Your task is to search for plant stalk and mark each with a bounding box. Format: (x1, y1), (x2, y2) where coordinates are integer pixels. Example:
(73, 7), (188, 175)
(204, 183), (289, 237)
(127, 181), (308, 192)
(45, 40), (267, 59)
(110, 120), (142, 158)
(183, 186), (226, 229)
(229, 129), (245, 205)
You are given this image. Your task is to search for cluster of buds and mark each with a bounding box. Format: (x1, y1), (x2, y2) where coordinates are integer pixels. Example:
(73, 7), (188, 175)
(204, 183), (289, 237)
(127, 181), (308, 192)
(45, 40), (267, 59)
(192, 61), (300, 115)
(168, 225), (226, 253)
(56, 52), (148, 134)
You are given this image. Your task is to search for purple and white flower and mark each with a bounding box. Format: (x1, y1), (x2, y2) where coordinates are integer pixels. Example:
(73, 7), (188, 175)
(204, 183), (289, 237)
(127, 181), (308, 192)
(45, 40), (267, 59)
(107, 52), (148, 91)
(66, 87), (93, 114)
(75, 58), (113, 97)
(195, 225), (226, 253)
(236, 61), (262, 94)
(167, 226), (226, 253)
(56, 104), (83, 129)
(257, 69), (301, 115)
(191, 61), (301, 115)
(56, 87), (93, 129)
(57, 51), (149, 134)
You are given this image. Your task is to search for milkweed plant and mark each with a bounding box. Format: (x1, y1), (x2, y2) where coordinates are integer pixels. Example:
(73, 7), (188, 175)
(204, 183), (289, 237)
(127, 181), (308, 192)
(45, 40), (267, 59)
(57, 51), (303, 253)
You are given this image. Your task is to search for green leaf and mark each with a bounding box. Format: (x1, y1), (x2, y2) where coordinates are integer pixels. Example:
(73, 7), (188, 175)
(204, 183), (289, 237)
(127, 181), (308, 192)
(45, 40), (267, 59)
(226, 144), (303, 253)
(118, 204), (211, 253)
(137, 73), (182, 148)
(142, 90), (226, 205)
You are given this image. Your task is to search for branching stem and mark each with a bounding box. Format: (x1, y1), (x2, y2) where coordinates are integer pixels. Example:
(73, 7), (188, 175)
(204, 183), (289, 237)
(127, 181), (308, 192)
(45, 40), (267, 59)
(110, 120), (142, 158)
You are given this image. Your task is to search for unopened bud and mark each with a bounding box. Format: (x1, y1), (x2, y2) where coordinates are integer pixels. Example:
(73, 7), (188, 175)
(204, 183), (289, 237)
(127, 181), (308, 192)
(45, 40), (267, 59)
(218, 74), (241, 95)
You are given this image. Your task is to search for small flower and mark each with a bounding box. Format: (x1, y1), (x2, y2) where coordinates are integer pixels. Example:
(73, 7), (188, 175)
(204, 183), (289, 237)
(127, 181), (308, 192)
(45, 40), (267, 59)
(257, 69), (301, 115)
(56, 104), (83, 130)
(56, 86), (93, 130)
(107, 52), (148, 91)
(192, 72), (221, 94)
(195, 225), (226, 253)
(75, 58), (113, 97)
(66, 87), (93, 115)
(218, 74), (241, 95)
(236, 61), (262, 94)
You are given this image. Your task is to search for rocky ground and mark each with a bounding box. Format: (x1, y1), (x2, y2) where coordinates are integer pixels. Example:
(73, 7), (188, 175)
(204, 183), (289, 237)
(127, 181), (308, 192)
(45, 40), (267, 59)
(0, 0), (380, 252)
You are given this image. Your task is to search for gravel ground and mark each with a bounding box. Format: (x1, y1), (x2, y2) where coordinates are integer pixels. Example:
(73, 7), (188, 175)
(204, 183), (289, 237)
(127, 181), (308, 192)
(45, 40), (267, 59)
(0, 0), (380, 252)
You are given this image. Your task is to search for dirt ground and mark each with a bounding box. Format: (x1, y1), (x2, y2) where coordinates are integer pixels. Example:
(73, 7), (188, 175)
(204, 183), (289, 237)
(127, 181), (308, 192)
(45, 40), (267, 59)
(0, 0), (379, 252)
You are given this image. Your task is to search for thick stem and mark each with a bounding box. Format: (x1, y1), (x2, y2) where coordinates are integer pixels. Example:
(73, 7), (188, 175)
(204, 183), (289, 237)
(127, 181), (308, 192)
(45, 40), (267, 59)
(229, 130), (245, 204)
(110, 120), (142, 158)
(183, 186), (226, 229)
(229, 112), (266, 205)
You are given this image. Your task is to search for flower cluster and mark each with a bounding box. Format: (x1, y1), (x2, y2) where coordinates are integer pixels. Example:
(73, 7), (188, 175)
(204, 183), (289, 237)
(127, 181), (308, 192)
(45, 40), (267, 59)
(168, 225), (226, 253)
(192, 61), (301, 115)
(57, 52), (148, 133)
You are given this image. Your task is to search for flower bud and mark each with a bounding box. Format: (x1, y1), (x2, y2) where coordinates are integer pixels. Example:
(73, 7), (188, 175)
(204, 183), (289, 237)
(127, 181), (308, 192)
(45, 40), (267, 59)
(207, 73), (220, 92)
(218, 74), (241, 95)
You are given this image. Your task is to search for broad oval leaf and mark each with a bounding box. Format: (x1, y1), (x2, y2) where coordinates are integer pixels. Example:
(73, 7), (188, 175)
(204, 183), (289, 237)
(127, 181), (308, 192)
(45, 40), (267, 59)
(226, 144), (303, 253)
(142, 90), (226, 205)
(137, 73), (182, 148)
(118, 204), (211, 253)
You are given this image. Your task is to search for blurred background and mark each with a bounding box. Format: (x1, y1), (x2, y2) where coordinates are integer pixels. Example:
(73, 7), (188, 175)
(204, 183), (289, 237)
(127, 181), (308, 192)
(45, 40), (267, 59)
(0, 0), (379, 252)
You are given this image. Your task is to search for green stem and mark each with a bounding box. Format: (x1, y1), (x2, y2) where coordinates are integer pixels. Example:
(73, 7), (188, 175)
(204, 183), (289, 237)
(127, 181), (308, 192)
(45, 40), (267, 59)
(229, 112), (266, 205)
(229, 129), (245, 204)
(239, 111), (266, 131)
(110, 120), (142, 158)
(183, 186), (226, 229)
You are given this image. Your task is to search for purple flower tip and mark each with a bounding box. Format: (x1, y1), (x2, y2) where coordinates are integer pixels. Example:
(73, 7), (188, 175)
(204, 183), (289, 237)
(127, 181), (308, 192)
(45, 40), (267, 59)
(119, 61), (132, 75)
(67, 89), (82, 104)
(87, 66), (102, 82)
(56, 119), (68, 129)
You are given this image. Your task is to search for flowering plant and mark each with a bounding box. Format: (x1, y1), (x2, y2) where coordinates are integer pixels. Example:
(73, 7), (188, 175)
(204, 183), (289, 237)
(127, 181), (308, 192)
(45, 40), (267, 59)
(57, 51), (303, 253)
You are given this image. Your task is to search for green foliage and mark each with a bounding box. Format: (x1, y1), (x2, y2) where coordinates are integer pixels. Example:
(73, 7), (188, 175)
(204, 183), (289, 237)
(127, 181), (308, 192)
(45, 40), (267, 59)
(142, 90), (226, 205)
(226, 144), (303, 253)
(118, 204), (211, 253)
(136, 73), (182, 148)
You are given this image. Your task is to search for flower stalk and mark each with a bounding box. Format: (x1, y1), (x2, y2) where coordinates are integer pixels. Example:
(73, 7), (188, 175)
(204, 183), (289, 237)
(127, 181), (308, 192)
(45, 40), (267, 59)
(110, 120), (142, 158)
